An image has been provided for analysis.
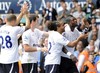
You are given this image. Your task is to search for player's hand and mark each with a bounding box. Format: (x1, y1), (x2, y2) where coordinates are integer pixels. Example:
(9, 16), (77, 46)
(78, 34), (88, 40)
(64, 24), (68, 27)
(20, 3), (28, 15)
(41, 47), (48, 52)
(25, 12), (30, 17)
(70, 54), (78, 63)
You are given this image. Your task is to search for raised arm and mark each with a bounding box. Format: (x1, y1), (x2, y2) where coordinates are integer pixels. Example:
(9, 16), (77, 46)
(67, 34), (88, 47)
(24, 13), (30, 30)
(16, 3), (28, 25)
(16, 12), (24, 25)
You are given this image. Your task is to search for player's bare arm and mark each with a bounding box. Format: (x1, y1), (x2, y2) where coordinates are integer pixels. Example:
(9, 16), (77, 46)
(23, 44), (48, 52)
(16, 3), (28, 25)
(67, 34), (88, 47)
(24, 13), (30, 30)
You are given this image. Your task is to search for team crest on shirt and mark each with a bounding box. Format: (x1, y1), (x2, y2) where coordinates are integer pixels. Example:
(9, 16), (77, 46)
(17, 0), (32, 11)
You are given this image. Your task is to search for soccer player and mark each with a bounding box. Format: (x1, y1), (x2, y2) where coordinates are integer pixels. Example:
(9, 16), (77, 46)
(21, 15), (48, 73)
(0, 4), (29, 73)
(60, 16), (82, 73)
(45, 21), (86, 73)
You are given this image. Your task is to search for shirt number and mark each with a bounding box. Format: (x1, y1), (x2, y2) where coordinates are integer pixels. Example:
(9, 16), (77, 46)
(0, 35), (12, 49)
(48, 42), (52, 51)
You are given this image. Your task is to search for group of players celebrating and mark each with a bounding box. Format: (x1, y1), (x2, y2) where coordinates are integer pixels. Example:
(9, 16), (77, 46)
(0, 3), (88, 73)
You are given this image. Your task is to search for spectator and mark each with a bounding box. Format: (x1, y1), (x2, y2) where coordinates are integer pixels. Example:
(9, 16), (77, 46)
(90, 17), (96, 27)
(77, 45), (95, 73)
(92, 9), (100, 29)
(35, 10), (43, 25)
(86, 40), (96, 53)
(57, 0), (65, 13)
(71, 0), (78, 13)
(83, 0), (95, 19)
(72, 5), (86, 19)
(58, 3), (70, 20)
(88, 25), (98, 43)
(97, 21), (100, 40)
(83, 53), (96, 73)
(77, 18), (90, 32)
(42, 8), (46, 18)
(94, 50), (100, 65)
(45, 2), (58, 21)
(95, 50), (100, 73)
(74, 41), (84, 58)
(94, 9), (100, 19)
(76, 17), (81, 26)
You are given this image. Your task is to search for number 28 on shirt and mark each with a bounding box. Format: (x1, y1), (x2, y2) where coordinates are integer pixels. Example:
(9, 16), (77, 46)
(0, 35), (12, 49)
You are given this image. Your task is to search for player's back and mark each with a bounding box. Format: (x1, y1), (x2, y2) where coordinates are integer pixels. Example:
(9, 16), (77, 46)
(48, 31), (64, 54)
(0, 25), (25, 64)
(45, 31), (67, 65)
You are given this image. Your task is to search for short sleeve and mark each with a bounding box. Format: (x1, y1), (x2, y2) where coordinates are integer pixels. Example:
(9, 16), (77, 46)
(56, 35), (70, 46)
(22, 32), (30, 45)
(62, 32), (68, 38)
(15, 26), (25, 35)
(34, 28), (44, 38)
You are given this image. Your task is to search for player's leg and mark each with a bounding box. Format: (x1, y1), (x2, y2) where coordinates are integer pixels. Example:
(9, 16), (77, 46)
(28, 63), (38, 73)
(5, 62), (19, 73)
(13, 62), (19, 73)
(67, 59), (79, 73)
(22, 63), (38, 73)
(60, 57), (70, 73)
(22, 63), (29, 73)
(60, 57), (79, 73)
(52, 65), (60, 73)
(45, 65), (60, 73)
(0, 64), (5, 73)
(33, 63), (38, 73)
(40, 53), (45, 73)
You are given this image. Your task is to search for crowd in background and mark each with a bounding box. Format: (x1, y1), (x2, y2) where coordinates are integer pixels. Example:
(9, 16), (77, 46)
(0, 0), (100, 73)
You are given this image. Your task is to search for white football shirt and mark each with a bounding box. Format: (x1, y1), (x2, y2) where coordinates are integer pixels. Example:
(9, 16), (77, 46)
(0, 25), (25, 64)
(21, 28), (43, 63)
(45, 31), (69, 65)
(61, 24), (81, 58)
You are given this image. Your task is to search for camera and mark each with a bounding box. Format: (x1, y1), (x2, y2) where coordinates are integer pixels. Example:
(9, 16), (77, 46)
(83, 28), (89, 34)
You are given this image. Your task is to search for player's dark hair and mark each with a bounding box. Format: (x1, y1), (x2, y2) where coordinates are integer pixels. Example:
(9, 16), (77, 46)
(47, 21), (64, 31)
(6, 14), (17, 22)
(47, 21), (57, 31)
(29, 14), (38, 23)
